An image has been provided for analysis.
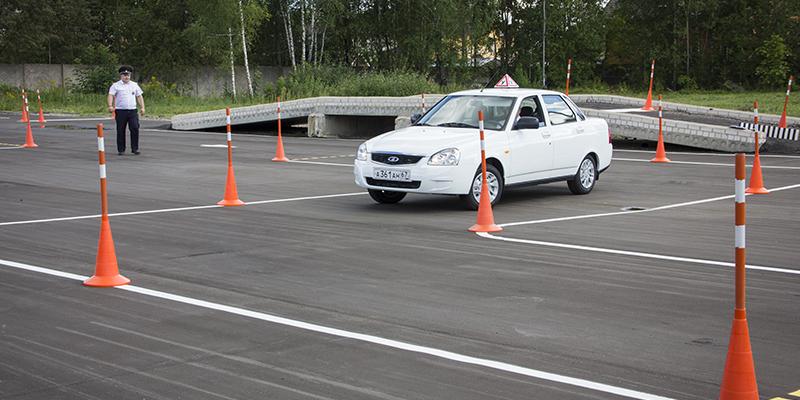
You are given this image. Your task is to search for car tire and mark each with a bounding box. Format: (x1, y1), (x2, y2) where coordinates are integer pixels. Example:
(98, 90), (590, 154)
(368, 189), (407, 204)
(460, 164), (504, 210)
(567, 155), (597, 195)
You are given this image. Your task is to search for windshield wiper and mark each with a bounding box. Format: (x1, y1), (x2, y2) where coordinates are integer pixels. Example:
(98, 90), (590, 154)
(436, 122), (478, 129)
(415, 122), (432, 126)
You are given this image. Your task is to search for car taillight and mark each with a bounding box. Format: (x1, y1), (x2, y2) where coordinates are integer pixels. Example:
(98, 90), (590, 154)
(608, 128), (612, 143)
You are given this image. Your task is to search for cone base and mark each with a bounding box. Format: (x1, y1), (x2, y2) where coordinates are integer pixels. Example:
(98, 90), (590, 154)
(272, 156), (289, 162)
(83, 274), (130, 287)
(22, 143), (38, 148)
(745, 187), (769, 195)
(469, 224), (503, 233)
(217, 198), (245, 206)
(641, 106), (654, 111)
(650, 156), (670, 163)
(719, 317), (759, 400)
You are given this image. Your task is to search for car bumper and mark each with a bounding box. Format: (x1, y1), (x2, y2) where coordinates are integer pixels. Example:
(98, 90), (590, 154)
(354, 159), (472, 195)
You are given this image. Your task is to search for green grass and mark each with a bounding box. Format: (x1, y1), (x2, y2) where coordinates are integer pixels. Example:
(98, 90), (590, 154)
(2, 85), (797, 119)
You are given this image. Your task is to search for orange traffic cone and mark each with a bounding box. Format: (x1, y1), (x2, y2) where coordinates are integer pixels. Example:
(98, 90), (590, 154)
(22, 119), (38, 148)
(218, 165), (245, 206)
(469, 111), (502, 233)
(718, 311), (759, 400)
(746, 152), (769, 194)
(272, 97), (289, 162)
(469, 181), (502, 233)
(778, 76), (793, 129)
(84, 219), (130, 287)
(746, 102), (768, 194)
(219, 107), (245, 206)
(19, 91), (29, 123)
(36, 90), (46, 127)
(641, 59), (655, 111)
(651, 95), (670, 163)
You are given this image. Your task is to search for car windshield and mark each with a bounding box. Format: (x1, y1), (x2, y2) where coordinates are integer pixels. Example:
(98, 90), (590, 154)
(417, 95), (516, 131)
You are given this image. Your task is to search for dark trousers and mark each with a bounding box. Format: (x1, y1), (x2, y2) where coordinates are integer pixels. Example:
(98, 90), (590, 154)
(115, 109), (140, 153)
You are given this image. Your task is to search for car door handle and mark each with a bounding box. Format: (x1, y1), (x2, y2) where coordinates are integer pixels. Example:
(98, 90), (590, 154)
(541, 133), (551, 138)
(576, 128), (585, 134)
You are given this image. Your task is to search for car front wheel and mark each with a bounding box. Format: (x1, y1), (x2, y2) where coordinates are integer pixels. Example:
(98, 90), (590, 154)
(368, 189), (407, 204)
(567, 155), (597, 195)
(460, 164), (504, 210)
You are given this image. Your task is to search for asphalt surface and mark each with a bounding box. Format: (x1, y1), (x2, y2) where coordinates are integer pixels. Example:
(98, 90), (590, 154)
(1, 112), (799, 400)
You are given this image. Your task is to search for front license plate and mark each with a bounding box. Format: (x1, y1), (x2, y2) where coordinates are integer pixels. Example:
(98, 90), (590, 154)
(373, 168), (411, 182)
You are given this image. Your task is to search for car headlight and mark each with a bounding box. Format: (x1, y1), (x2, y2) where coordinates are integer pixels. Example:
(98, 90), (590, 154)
(357, 143), (368, 161)
(428, 148), (460, 166)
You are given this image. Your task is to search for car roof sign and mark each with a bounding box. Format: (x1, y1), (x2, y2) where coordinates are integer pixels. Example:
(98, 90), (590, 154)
(494, 74), (520, 88)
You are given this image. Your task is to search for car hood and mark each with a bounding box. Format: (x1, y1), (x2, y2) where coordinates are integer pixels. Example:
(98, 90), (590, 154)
(368, 126), (481, 155)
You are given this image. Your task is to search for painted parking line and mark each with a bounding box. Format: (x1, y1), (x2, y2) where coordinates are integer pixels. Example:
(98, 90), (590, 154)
(0, 192), (367, 227)
(603, 108), (653, 113)
(477, 232), (799, 276)
(0, 258), (675, 400)
(44, 117), (114, 122)
(501, 183), (800, 228)
(614, 157), (800, 170)
(292, 154), (356, 161)
(288, 160), (354, 167)
(480, 183), (800, 276)
(614, 149), (800, 159)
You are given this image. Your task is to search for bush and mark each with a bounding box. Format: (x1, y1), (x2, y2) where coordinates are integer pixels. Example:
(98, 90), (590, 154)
(755, 35), (790, 88)
(262, 65), (445, 100)
(140, 76), (179, 100)
(677, 75), (698, 91)
(72, 44), (120, 94)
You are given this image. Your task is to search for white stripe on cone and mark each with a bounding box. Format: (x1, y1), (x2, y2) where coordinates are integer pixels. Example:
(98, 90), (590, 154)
(97, 137), (105, 152)
(735, 180), (746, 202)
(735, 225), (746, 248)
(99, 164), (106, 179)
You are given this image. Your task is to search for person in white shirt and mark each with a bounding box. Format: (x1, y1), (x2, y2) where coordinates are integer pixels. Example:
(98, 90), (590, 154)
(107, 66), (145, 155)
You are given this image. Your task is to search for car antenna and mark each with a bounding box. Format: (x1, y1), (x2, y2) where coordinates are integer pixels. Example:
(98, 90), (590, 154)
(481, 65), (504, 92)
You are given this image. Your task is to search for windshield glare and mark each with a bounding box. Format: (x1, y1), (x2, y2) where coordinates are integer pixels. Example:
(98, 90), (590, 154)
(418, 95), (516, 131)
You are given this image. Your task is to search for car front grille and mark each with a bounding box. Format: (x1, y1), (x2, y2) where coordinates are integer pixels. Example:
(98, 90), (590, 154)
(371, 153), (424, 165)
(366, 178), (421, 189)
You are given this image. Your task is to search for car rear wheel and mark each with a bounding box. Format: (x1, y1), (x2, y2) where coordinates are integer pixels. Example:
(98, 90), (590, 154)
(368, 189), (407, 204)
(460, 164), (503, 210)
(567, 155), (597, 195)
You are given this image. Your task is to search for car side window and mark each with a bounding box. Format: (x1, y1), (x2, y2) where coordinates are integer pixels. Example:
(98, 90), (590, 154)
(563, 96), (587, 121)
(516, 96), (545, 128)
(542, 95), (577, 125)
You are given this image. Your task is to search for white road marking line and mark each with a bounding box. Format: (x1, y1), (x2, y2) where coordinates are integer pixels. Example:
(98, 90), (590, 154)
(0, 258), (675, 400)
(0, 192), (366, 227)
(0, 146), (23, 150)
(288, 160), (354, 167)
(476, 232), (799, 276)
(501, 183), (800, 228)
(43, 117), (114, 122)
(613, 157), (800, 169)
(614, 149), (800, 159)
(602, 108), (652, 113)
(244, 192), (366, 205)
(200, 144), (236, 148)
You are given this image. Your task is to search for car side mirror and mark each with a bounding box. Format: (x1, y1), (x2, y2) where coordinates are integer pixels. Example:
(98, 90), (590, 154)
(514, 116), (540, 130)
(411, 113), (422, 124)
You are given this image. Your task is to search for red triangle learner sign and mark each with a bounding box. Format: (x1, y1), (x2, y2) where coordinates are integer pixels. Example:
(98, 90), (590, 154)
(494, 74), (520, 88)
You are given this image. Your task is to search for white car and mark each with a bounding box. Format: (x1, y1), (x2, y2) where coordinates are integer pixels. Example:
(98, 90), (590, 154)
(354, 88), (612, 209)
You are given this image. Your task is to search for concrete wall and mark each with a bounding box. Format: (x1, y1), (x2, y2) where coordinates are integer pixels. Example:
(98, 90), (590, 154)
(0, 64), (290, 96)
